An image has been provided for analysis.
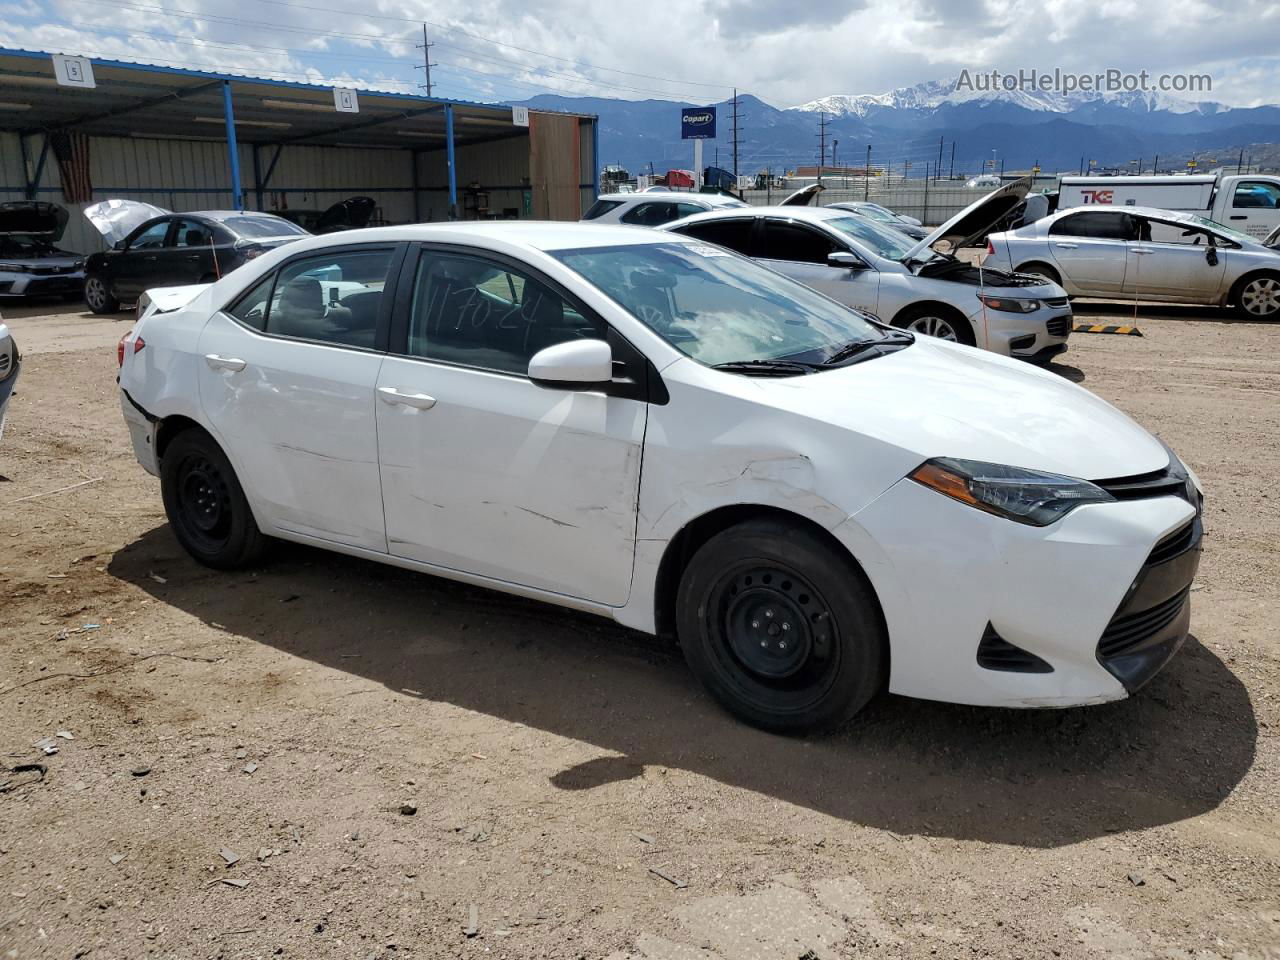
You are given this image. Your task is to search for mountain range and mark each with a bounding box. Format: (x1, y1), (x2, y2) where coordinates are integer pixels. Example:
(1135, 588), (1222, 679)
(514, 78), (1280, 178)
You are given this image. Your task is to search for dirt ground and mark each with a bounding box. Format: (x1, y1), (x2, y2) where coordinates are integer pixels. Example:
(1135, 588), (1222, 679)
(0, 298), (1277, 960)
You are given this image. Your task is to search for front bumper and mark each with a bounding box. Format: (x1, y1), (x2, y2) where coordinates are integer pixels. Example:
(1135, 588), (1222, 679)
(834, 478), (1199, 708)
(0, 269), (84, 298)
(970, 302), (1071, 360)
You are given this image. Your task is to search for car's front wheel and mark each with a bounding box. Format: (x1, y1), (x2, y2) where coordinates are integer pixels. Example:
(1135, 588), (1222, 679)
(676, 518), (887, 733)
(83, 275), (119, 314)
(1233, 273), (1280, 320)
(160, 428), (266, 569)
(892, 304), (975, 345)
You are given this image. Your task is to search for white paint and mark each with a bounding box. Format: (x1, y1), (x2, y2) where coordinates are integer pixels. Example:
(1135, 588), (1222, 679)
(333, 87), (359, 113)
(511, 105), (529, 127)
(119, 221), (1191, 715)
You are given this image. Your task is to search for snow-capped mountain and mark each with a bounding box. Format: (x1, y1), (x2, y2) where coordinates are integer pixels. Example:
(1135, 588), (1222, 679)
(791, 78), (1226, 118)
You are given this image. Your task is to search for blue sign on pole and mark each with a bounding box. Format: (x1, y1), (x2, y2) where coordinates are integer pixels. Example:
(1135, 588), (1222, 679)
(681, 106), (717, 140)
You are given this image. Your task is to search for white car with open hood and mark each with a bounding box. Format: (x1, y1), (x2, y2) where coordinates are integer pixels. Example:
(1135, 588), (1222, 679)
(117, 222), (1201, 732)
(662, 180), (1073, 362)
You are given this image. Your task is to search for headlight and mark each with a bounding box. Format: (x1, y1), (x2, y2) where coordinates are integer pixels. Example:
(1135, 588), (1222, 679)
(977, 293), (1040, 313)
(910, 457), (1115, 526)
(0, 263), (29, 273)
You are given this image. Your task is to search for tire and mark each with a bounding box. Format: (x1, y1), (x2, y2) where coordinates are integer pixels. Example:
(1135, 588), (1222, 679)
(892, 303), (975, 346)
(160, 428), (266, 569)
(1017, 262), (1061, 287)
(1232, 272), (1280, 320)
(83, 274), (119, 314)
(675, 518), (887, 733)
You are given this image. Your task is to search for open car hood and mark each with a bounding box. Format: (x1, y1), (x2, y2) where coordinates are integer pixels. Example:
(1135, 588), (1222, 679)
(782, 183), (824, 206)
(316, 196), (376, 233)
(903, 178), (1030, 261)
(83, 199), (170, 246)
(1264, 224), (1280, 249)
(0, 201), (69, 241)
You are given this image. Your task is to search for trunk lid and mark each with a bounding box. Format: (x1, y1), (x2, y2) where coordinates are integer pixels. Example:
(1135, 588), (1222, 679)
(315, 196), (376, 233)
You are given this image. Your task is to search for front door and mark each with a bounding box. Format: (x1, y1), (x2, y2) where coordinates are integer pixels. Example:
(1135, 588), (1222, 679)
(196, 244), (400, 551)
(114, 218), (175, 301)
(1224, 180), (1280, 241)
(169, 218), (219, 285)
(375, 245), (646, 605)
(1126, 218), (1228, 301)
(756, 218), (881, 315)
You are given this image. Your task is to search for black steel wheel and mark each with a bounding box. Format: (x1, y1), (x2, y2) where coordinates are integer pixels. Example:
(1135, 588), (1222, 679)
(676, 518), (886, 733)
(160, 428), (266, 569)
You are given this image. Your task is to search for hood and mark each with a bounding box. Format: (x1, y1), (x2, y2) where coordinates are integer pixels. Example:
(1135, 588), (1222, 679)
(782, 183), (824, 206)
(83, 199), (170, 247)
(904, 178), (1030, 262)
(316, 196), (376, 233)
(1265, 224), (1280, 249)
(0, 201), (70, 241)
(770, 337), (1168, 480)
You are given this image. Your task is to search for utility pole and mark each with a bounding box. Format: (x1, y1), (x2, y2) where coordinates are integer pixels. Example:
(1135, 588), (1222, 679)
(865, 143), (871, 201)
(815, 112), (829, 173)
(730, 88), (744, 180)
(1152, 154), (1159, 174)
(949, 142), (955, 179)
(415, 24), (437, 97)
(936, 136), (943, 180)
(1238, 148), (1245, 174)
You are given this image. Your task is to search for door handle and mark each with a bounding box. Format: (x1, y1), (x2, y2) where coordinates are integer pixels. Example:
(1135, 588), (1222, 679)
(1229, 215), (1247, 220)
(378, 386), (436, 410)
(1132, 248), (1155, 255)
(186, 254), (201, 261)
(204, 354), (246, 372)
(1053, 242), (1079, 249)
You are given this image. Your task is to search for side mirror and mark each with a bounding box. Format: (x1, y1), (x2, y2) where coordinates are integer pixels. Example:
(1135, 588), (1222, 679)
(113, 239), (127, 251)
(828, 251), (867, 270)
(931, 239), (955, 256)
(1206, 244), (1218, 267)
(528, 339), (613, 388)
(899, 214), (923, 227)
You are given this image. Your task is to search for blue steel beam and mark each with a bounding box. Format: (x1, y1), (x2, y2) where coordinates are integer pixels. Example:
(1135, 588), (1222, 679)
(445, 104), (457, 220)
(222, 80), (243, 211)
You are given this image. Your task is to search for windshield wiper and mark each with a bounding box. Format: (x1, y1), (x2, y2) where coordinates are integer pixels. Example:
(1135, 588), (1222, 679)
(822, 332), (914, 366)
(711, 359), (819, 377)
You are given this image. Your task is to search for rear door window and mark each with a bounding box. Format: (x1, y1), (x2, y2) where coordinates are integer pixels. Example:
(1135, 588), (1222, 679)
(173, 219), (214, 248)
(620, 202), (679, 227)
(671, 218), (756, 256)
(759, 219), (839, 264)
(1049, 212), (1136, 240)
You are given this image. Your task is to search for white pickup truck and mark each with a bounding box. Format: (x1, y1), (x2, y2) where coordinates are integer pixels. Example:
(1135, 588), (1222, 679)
(1058, 174), (1280, 241)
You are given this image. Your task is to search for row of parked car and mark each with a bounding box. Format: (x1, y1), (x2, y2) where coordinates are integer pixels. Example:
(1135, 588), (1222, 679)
(0, 196), (377, 314)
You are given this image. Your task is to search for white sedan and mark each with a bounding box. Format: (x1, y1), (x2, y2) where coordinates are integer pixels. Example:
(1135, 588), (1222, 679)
(662, 181), (1073, 362)
(118, 222), (1202, 732)
(0, 319), (18, 441)
(582, 191), (747, 227)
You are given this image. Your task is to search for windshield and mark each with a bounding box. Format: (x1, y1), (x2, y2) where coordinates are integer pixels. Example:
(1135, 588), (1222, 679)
(222, 216), (308, 239)
(823, 216), (918, 260)
(855, 205), (897, 223)
(1184, 214), (1255, 245)
(552, 241), (884, 367)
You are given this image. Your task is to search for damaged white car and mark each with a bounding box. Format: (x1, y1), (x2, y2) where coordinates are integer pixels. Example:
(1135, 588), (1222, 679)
(117, 223), (1201, 732)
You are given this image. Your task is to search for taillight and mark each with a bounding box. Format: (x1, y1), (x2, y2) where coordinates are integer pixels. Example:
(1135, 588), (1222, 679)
(986, 239), (995, 256)
(117, 333), (145, 367)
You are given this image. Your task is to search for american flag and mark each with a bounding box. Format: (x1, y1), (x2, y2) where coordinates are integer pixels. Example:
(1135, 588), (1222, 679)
(49, 131), (92, 204)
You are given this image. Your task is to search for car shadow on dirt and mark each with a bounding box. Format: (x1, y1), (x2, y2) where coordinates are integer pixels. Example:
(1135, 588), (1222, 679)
(109, 525), (1257, 850)
(1072, 301), (1268, 325)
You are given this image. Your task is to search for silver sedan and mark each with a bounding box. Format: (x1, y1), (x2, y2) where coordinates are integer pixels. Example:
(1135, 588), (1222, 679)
(985, 205), (1280, 320)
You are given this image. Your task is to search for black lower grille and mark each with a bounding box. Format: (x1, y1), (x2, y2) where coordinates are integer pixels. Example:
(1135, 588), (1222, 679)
(1098, 588), (1189, 660)
(1149, 520), (1196, 566)
(1043, 297), (1069, 308)
(977, 623), (1053, 673)
(1045, 316), (1070, 336)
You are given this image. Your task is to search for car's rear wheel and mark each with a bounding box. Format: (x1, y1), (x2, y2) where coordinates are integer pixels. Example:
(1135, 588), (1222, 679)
(676, 518), (886, 733)
(1233, 273), (1280, 320)
(1016, 262), (1061, 287)
(83, 275), (119, 314)
(160, 428), (266, 569)
(892, 304), (975, 346)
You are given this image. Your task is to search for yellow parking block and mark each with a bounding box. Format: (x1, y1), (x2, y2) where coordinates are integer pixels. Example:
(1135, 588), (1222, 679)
(1072, 323), (1143, 336)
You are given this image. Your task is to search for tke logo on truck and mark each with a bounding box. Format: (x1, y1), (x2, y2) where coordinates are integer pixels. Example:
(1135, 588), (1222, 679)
(1080, 189), (1114, 204)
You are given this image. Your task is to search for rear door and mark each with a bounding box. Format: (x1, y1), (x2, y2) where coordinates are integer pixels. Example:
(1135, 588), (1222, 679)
(196, 243), (402, 551)
(374, 244), (647, 605)
(1046, 211), (1135, 294)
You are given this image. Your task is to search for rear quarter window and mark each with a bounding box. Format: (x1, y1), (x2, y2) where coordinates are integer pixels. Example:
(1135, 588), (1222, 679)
(583, 199), (625, 220)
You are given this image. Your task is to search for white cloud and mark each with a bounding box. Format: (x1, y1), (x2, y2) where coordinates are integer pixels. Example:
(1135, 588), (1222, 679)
(0, 0), (1277, 107)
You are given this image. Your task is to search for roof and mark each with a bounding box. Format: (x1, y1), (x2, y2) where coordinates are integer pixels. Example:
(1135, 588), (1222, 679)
(241, 220), (700, 254)
(0, 48), (594, 149)
(598, 192), (745, 206)
(670, 205), (847, 224)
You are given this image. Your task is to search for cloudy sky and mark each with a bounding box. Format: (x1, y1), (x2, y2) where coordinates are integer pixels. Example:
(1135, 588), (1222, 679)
(1, 0), (1278, 108)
